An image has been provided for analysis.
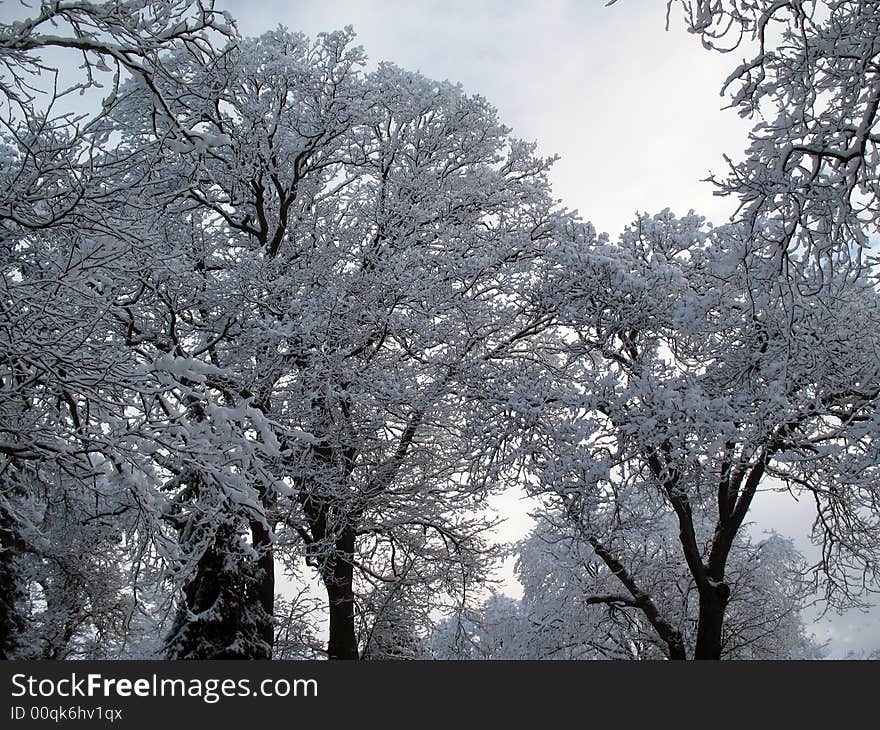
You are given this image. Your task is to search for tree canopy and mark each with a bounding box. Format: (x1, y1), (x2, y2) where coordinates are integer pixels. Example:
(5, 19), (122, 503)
(1, 0), (878, 660)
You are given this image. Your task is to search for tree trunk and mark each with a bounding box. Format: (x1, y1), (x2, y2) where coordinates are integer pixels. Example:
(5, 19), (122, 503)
(325, 527), (359, 660)
(694, 583), (730, 660)
(250, 519), (275, 656)
(667, 634), (687, 661)
(0, 502), (27, 659)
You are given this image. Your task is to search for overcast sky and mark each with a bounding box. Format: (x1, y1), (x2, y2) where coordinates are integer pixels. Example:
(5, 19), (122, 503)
(211, 0), (880, 657)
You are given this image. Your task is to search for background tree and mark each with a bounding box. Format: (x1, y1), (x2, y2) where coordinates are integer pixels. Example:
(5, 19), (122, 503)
(524, 209), (880, 659)
(512, 519), (824, 659)
(430, 524), (824, 660)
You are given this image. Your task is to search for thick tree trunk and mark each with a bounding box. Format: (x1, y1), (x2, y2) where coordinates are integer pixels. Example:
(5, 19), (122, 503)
(0, 502), (27, 659)
(250, 519), (275, 656)
(694, 583), (730, 660)
(325, 527), (358, 660)
(667, 635), (687, 661)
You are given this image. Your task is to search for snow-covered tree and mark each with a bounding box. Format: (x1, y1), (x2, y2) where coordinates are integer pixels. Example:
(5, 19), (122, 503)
(85, 26), (571, 659)
(666, 0), (880, 262)
(429, 594), (531, 660)
(431, 523), (824, 661)
(524, 209), (880, 659)
(0, 0), (233, 658)
(514, 522), (824, 660)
